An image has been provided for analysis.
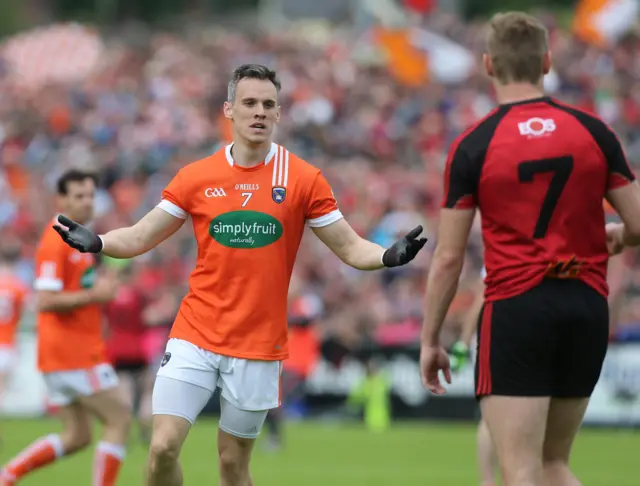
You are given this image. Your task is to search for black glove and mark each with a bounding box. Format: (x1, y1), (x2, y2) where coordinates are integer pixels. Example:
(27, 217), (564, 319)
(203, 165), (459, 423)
(382, 225), (428, 268)
(52, 215), (103, 253)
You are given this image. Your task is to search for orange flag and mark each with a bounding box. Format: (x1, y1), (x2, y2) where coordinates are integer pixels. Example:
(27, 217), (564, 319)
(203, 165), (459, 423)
(375, 27), (429, 87)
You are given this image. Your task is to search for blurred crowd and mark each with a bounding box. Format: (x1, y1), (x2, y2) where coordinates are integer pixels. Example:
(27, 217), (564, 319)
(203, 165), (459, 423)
(2, 8), (640, 356)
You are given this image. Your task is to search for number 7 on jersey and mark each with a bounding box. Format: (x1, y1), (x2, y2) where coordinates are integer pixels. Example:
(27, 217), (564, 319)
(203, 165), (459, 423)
(241, 192), (253, 208)
(518, 156), (574, 239)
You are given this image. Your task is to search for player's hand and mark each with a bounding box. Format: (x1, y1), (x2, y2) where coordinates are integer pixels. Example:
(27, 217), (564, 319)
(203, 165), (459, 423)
(420, 344), (451, 395)
(605, 222), (625, 256)
(382, 225), (428, 267)
(53, 215), (103, 253)
(448, 341), (470, 373)
(90, 275), (119, 303)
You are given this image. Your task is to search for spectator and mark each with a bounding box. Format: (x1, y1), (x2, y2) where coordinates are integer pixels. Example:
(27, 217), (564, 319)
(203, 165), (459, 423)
(2, 9), (640, 354)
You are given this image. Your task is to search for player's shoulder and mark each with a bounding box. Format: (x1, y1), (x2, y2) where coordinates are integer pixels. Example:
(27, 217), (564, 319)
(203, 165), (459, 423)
(273, 144), (322, 181)
(36, 224), (59, 249)
(545, 97), (601, 120)
(285, 148), (319, 174)
(545, 97), (615, 136)
(450, 106), (511, 156)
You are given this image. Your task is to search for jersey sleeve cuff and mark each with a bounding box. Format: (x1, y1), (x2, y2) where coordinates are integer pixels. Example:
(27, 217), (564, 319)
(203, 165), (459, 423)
(157, 200), (188, 219)
(34, 278), (63, 292)
(306, 210), (344, 228)
(608, 174), (635, 190)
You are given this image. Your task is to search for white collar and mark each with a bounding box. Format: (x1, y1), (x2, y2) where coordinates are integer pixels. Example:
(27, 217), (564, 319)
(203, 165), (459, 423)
(225, 142), (277, 167)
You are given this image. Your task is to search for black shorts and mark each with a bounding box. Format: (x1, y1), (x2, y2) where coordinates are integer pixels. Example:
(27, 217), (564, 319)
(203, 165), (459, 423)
(475, 278), (609, 399)
(113, 360), (147, 375)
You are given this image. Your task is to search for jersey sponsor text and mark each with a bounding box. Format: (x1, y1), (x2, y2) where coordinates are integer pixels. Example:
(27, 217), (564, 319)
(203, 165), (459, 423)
(209, 211), (283, 248)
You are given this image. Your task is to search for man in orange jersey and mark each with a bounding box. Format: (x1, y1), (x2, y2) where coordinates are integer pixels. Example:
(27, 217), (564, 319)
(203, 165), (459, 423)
(0, 170), (131, 486)
(0, 240), (28, 408)
(53, 64), (427, 486)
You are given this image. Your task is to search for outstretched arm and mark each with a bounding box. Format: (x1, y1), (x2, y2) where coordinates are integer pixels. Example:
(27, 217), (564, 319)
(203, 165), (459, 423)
(312, 218), (427, 270)
(54, 207), (185, 259)
(100, 208), (185, 258)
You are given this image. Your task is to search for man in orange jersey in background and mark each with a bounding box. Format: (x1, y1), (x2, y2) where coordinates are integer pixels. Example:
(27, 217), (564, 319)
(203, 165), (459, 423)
(0, 239), (28, 411)
(0, 170), (131, 486)
(53, 64), (427, 486)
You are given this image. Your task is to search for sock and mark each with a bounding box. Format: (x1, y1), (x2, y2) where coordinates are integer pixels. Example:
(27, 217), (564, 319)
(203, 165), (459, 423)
(93, 442), (126, 486)
(2, 434), (64, 480)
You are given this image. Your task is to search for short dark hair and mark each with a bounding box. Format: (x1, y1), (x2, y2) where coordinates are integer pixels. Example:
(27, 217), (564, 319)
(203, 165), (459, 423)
(227, 64), (281, 102)
(56, 169), (98, 195)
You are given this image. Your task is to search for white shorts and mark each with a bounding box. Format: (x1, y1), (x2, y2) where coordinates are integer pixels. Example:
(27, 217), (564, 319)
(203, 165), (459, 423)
(0, 346), (16, 373)
(42, 363), (119, 407)
(153, 377), (270, 438)
(156, 338), (282, 411)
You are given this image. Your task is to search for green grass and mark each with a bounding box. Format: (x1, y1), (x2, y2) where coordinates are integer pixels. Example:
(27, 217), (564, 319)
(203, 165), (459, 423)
(0, 418), (637, 485)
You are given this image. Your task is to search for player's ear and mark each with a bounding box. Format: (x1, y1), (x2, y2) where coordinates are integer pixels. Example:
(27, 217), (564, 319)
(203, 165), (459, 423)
(223, 101), (233, 120)
(542, 51), (551, 75)
(275, 105), (281, 123)
(483, 53), (494, 78)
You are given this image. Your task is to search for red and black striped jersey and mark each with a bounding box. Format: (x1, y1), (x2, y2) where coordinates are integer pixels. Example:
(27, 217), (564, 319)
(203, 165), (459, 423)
(442, 96), (636, 301)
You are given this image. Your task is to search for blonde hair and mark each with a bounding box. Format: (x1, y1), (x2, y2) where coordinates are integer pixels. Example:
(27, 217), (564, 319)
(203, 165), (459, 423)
(487, 12), (549, 85)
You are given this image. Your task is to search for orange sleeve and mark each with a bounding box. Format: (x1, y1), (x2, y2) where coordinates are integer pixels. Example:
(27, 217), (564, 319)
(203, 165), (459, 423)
(34, 236), (66, 292)
(305, 171), (343, 228)
(158, 170), (189, 219)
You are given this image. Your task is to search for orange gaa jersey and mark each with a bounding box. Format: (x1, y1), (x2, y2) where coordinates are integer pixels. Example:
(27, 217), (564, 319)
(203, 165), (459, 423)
(0, 273), (27, 347)
(158, 143), (342, 361)
(34, 225), (105, 372)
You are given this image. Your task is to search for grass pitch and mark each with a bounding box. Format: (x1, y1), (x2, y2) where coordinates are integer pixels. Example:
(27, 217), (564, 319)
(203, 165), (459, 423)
(0, 418), (637, 485)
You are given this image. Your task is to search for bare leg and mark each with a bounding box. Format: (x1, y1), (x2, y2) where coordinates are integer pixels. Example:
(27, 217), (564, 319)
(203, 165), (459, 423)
(218, 429), (256, 486)
(543, 398), (589, 486)
(146, 415), (190, 486)
(137, 369), (156, 443)
(80, 386), (132, 486)
(1, 403), (92, 484)
(481, 396), (549, 486)
(80, 386), (132, 446)
(477, 419), (498, 485)
(145, 376), (213, 486)
(115, 371), (136, 443)
(264, 408), (283, 450)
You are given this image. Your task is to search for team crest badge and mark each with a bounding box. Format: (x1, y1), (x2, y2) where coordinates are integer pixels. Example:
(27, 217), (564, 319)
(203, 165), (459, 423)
(161, 352), (171, 367)
(272, 187), (286, 204)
